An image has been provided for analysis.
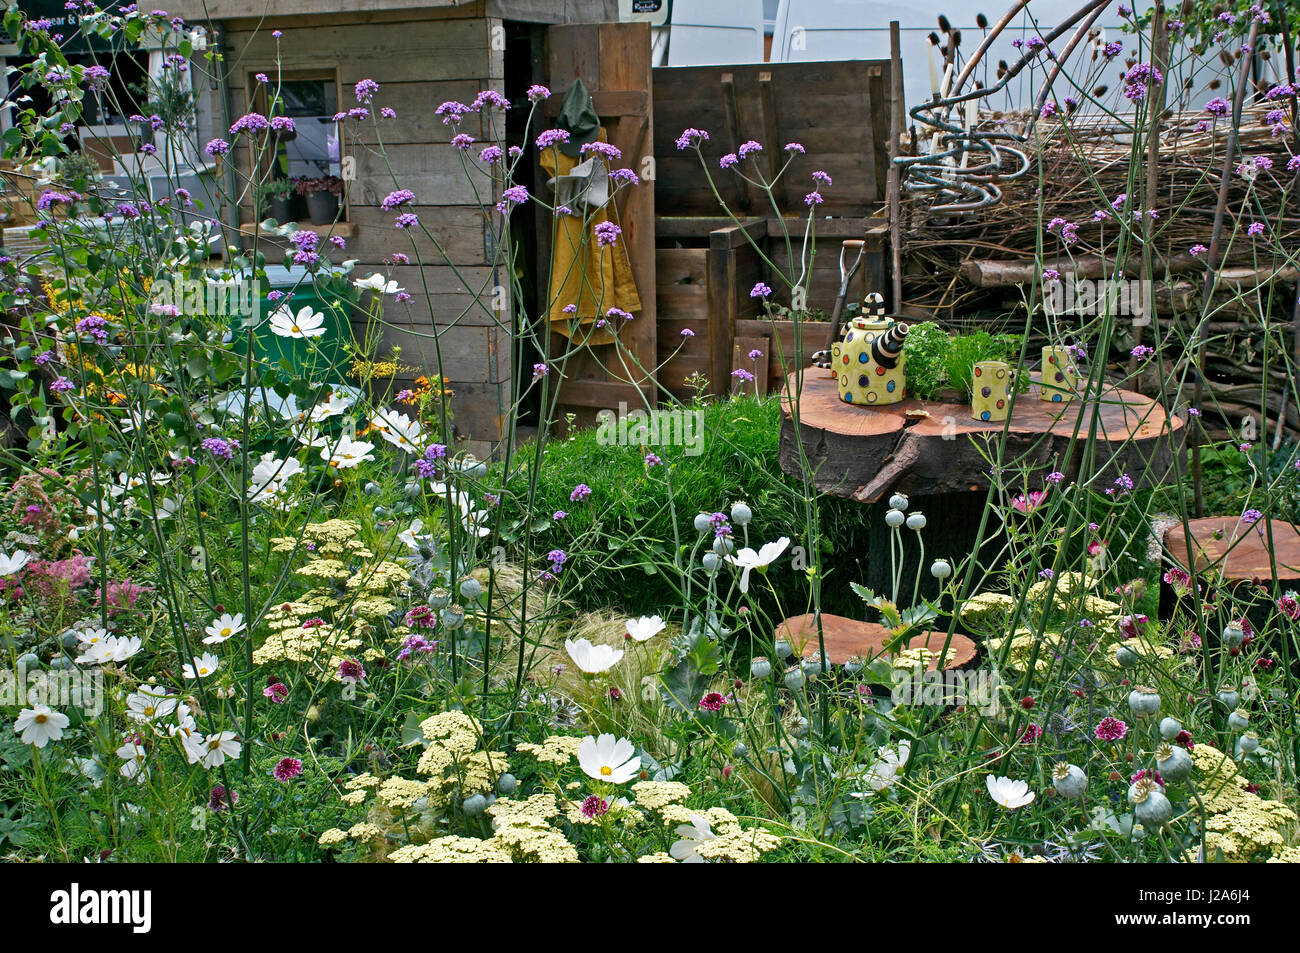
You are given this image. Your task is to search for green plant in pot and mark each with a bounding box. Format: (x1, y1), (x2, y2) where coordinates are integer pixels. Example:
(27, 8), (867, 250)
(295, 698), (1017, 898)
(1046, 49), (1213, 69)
(257, 178), (295, 224)
(295, 175), (344, 225)
(903, 323), (1024, 401)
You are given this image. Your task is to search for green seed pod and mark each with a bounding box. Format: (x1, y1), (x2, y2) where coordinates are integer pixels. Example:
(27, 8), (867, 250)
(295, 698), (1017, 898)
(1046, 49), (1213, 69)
(497, 773), (518, 795)
(459, 577), (482, 601)
(774, 638), (792, 659)
(693, 512), (712, 533)
(462, 793), (488, 816)
(1156, 743), (1192, 784)
(1221, 623), (1244, 648)
(749, 656), (772, 679)
(1128, 686), (1161, 716)
(885, 508), (905, 528)
(730, 501), (753, 526)
(1159, 716), (1182, 741)
(1052, 762), (1087, 799)
(888, 493), (909, 511)
(783, 666), (805, 691)
(1217, 687), (1240, 710)
(429, 587), (451, 609)
(1115, 644), (1140, 667)
(1237, 732), (1259, 755)
(1227, 709), (1249, 731)
(930, 559), (952, 579)
(1132, 787), (1172, 826)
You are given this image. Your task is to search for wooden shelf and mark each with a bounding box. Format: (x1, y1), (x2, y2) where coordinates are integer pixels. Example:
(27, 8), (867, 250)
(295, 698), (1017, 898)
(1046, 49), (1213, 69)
(238, 219), (358, 240)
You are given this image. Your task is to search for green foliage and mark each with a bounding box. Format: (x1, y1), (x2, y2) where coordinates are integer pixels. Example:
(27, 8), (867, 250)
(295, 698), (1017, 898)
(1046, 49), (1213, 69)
(901, 322), (952, 399)
(944, 330), (1024, 400)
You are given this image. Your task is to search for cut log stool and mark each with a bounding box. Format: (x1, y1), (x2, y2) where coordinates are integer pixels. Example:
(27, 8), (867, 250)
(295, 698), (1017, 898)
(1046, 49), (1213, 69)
(1159, 516), (1300, 624)
(775, 612), (977, 671)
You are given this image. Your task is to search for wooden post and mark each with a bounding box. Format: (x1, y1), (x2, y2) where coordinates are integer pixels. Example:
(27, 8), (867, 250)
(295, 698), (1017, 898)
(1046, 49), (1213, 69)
(887, 21), (904, 312)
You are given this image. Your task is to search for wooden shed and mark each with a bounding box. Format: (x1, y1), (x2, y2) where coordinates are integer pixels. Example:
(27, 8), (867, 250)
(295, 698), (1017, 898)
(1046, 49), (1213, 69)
(169, 2), (898, 454)
(170, 0), (631, 458)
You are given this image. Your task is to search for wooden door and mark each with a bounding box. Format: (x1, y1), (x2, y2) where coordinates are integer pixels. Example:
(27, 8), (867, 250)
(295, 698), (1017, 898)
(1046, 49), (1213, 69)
(543, 21), (656, 423)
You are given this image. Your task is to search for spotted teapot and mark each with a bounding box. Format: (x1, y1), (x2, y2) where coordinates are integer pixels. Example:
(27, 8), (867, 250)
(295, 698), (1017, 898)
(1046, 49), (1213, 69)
(830, 293), (909, 406)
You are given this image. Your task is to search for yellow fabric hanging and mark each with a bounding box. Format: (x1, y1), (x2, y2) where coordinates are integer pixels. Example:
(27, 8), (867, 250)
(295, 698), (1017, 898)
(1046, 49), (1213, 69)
(540, 130), (642, 346)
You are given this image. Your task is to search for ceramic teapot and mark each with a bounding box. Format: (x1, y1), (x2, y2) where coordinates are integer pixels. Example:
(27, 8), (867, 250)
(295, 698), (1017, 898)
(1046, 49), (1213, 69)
(830, 293), (909, 406)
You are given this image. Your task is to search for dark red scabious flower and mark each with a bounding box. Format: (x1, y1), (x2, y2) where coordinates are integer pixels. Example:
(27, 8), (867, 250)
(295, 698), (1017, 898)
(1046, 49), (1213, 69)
(1117, 614), (1148, 640)
(1095, 716), (1128, 741)
(338, 658), (366, 684)
(580, 794), (609, 819)
(1255, 656), (1275, 671)
(1020, 723), (1043, 742)
(1245, 783), (1260, 794)
(1238, 617), (1255, 644)
(1132, 768), (1164, 787)
(263, 682), (289, 704)
(1021, 696), (1035, 709)
(608, 686), (622, 700)
(208, 785), (238, 812)
(273, 757), (303, 783)
(698, 691), (726, 712)
(1175, 730), (1194, 750)
(1278, 594), (1300, 619)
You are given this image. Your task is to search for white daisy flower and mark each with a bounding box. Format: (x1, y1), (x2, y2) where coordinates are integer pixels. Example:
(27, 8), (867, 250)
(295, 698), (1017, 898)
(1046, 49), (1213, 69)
(577, 733), (640, 784)
(565, 637), (623, 674)
(183, 653), (220, 680)
(203, 612), (246, 645)
(626, 615), (665, 642)
(269, 304), (326, 338)
(13, 705), (70, 748)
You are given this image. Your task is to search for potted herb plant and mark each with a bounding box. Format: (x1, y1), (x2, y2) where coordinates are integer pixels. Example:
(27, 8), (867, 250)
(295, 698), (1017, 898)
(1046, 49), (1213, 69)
(257, 178), (295, 224)
(295, 175), (344, 225)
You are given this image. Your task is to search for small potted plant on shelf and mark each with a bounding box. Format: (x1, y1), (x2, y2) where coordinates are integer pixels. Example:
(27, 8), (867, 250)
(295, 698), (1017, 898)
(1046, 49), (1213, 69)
(294, 175), (344, 225)
(256, 178), (295, 224)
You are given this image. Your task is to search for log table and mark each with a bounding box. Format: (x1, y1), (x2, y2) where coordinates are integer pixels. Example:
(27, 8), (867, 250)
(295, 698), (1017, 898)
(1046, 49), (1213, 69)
(777, 613), (977, 671)
(777, 368), (1187, 613)
(1158, 516), (1300, 624)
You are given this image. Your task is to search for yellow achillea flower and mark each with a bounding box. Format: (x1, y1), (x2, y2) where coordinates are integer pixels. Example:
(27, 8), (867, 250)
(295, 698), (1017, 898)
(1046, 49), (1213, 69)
(516, 734), (583, 766)
(637, 852), (676, 863)
(376, 776), (429, 809)
(631, 780), (692, 812)
(491, 817), (579, 863)
(1185, 743), (1299, 862)
(486, 794), (561, 826)
(344, 773), (381, 791)
(389, 837), (512, 863)
(318, 828), (348, 847)
(340, 790), (367, 806)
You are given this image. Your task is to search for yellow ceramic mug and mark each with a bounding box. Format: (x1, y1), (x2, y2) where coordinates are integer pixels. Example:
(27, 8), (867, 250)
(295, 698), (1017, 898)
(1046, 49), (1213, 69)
(1040, 346), (1077, 403)
(972, 361), (1013, 422)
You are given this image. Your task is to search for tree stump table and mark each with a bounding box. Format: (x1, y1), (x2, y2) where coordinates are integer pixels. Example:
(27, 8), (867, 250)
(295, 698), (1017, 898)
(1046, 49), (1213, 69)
(776, 612), (977, 671)
(777, 369), (1187, 609)
(1158, 516), (1300, 622)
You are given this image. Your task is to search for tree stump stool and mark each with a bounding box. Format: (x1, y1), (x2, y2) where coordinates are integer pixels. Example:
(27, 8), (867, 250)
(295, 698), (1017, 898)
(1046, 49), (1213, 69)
(1158, 516), (1300, 623)
(779, 370), (1186, 609)
(775, 612), (977, 671)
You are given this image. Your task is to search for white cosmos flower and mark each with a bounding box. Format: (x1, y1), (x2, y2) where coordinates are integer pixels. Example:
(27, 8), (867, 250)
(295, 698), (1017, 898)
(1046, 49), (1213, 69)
(354, 273), (404, 295)
(565, 637), (623, 674)
(320, 435), (376, 469)
(849, 740), (911, 797)
(191, 731), (241, 769)
(99, 635), (142, 663)
(169, 703), (198, 743)
(269, 304), (326, 338)
(371, 408), (423, 455)
(248, 453), (303, 503)
(460, 499), (492, 538)
(986, 774), (1036, 810)
(77, 636), (140, 665)
(0, 550), (30, 576)
(183, 653), (220, 680)
(13, 705), (70, 747)
(126, 686), (178, 723)
(305, 390), (354, 424)
(397, 518), (431, 553)
(626, 615), (665, 642)
(204, 612), (245, 645)
(669, 814), (715, 862)
(725, 536), (790, 593)
(116, 737), (148, 780)
(577, 733), (640, 783)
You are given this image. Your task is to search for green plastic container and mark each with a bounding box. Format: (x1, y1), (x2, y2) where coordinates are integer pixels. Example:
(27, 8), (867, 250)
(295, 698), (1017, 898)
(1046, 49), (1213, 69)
(227, 265), (355, 384)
